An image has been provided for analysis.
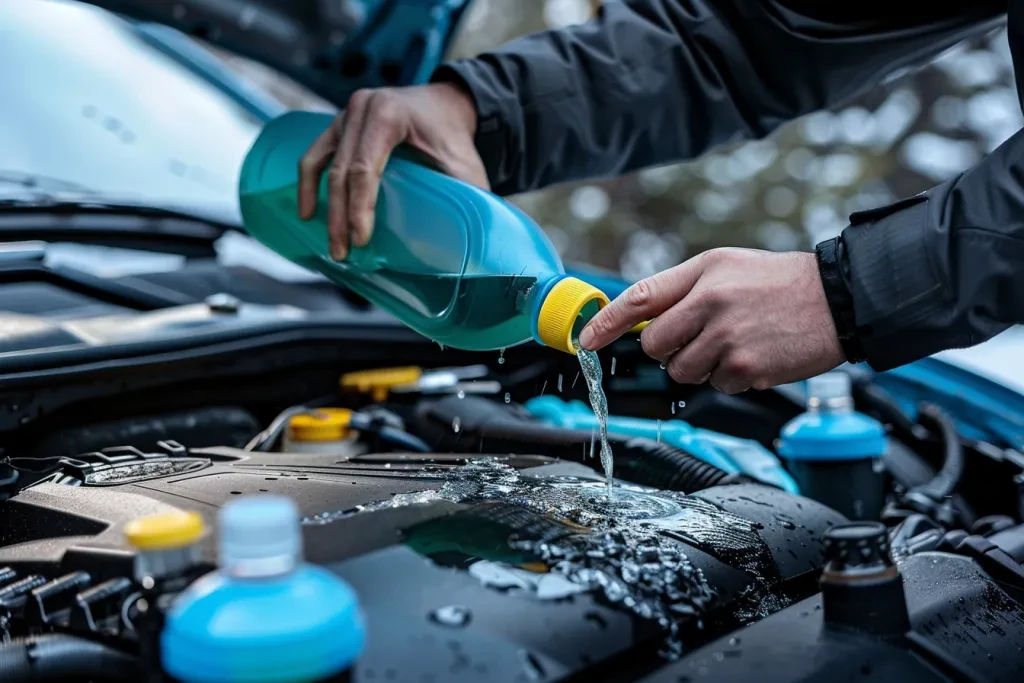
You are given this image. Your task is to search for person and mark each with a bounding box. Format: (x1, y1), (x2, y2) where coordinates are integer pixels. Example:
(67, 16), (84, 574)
(297, 1), (1017, 395)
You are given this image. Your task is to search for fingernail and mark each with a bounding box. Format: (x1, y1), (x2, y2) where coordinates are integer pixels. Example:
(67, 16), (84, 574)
(578, 326), (595, 350)
(331, 246), (346, 261)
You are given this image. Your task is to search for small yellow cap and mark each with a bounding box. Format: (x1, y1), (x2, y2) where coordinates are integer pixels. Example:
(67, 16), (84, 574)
(125, 511), (205, 551)
(629, 320), (650, 334)
(288, 408), (354, 442)
(341, 366), (423, 402)
(537, 277), (610, 354)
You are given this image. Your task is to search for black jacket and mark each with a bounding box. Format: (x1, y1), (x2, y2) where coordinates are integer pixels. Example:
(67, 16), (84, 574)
(435, 0), (1017, 371)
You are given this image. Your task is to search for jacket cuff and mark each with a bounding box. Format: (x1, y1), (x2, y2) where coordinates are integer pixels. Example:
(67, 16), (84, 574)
(815, 237), (865, 364)
(431, 60), (518, 194)
(841, 194), (957, 371)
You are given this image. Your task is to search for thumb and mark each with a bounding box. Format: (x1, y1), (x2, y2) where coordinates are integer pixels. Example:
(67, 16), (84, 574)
(579, 256), (707, 351)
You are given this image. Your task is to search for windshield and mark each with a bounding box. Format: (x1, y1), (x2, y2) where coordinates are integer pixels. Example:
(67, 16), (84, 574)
(0, 0), (266, 219)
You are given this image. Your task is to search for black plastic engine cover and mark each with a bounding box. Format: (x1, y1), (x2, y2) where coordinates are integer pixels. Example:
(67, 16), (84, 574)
(0, 445), (843, 681)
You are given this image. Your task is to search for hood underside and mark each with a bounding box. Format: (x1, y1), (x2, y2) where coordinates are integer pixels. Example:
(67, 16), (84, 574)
(75, 0), (473, 106)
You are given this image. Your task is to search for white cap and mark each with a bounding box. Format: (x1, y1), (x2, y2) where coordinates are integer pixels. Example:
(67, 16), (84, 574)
(218, 495), (302, 578)
(807, 372), (853, 410)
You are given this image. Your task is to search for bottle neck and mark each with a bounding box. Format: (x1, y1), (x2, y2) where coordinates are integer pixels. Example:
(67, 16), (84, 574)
(808, 395), (854, 414)
(224, 554), (298, 579)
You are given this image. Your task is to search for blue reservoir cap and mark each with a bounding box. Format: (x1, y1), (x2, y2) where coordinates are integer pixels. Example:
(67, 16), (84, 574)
(161, 495), (365, 683)
(777, 410), (887, 461)
(778, 373), (886, 461)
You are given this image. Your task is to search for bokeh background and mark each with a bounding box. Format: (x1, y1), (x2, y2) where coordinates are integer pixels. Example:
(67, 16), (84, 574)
(445, 0), (1020, 281)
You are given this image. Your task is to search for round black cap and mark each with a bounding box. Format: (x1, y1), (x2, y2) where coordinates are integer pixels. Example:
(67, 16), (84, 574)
(823, 521), (892, 572)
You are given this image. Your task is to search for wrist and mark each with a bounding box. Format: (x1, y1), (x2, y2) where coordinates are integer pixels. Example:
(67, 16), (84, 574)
(428, 74), (479, 136)
(815, 236), (866, 364)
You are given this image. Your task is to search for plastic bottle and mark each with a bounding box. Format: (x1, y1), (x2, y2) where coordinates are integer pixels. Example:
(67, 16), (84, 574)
(239, 110), (609, 354)
(161, 496), (365, 683)
(777, 372), (886, 520)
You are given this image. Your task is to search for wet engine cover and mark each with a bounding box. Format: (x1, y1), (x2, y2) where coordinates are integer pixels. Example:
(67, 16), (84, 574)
(0, 445), (844, 681)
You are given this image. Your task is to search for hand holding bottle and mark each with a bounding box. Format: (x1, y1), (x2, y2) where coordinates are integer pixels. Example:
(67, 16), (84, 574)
(297, 83), (488, 261)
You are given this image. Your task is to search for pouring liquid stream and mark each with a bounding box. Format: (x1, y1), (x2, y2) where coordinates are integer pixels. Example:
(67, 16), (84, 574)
(577, 347), (614, 489)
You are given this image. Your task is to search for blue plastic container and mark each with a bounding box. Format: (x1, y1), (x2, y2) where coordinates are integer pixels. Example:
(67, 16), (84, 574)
(525, 396), (799, 493)
(161, 496), (365, 683)
(777, 373), (886, 520)
(239, 111), (611, 354)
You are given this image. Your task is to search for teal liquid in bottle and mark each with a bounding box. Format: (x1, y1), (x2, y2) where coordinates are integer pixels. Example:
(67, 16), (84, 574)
(239, 111), (608, 354)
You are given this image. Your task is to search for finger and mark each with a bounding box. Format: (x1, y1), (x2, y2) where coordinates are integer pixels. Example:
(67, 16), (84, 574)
(709, 352), (756, 394)
(664, 330), (721, 385)
(579, 255), (708, 351)
(348, 96), (408, 247)
(297, 122), (340, 220)
(639, 291), (711, 362)
(327, 95), (369, 260)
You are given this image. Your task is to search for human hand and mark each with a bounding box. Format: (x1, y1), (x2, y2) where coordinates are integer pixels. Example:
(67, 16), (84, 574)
(578, 248), (845, 393)
(298, 82), (488, 260)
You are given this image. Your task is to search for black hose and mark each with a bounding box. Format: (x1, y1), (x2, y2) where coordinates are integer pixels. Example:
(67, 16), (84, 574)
(414, 396), (736, 493)
(615, 438), (733, 492)
(0, 635), (141, 682)
(911, 403), (964, 501)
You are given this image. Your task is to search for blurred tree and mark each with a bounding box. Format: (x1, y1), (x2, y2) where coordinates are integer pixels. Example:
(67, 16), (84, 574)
(449, 1), (1019, 281)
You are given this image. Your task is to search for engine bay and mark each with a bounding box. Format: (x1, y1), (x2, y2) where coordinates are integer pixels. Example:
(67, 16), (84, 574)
(2, 301), (1024, 682)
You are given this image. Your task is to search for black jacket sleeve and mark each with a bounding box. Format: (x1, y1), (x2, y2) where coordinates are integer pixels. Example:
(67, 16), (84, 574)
(435, 0), (1002, 196)
(821, 5), (1024, 371)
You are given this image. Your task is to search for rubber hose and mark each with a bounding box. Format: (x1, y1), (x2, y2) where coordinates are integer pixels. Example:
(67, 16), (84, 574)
(0, 635), (141, 682)
(615, 438), (732, 492)
(911, 403), (964, 501)
(414, 397), (736, 493)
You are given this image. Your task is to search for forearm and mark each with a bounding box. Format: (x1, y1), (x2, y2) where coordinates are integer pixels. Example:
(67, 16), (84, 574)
(820, 126), (1024, 371)
(436, 0), (1001, 196)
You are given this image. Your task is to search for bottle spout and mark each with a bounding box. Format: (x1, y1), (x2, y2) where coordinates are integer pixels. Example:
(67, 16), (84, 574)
(536, 277), (610, 354)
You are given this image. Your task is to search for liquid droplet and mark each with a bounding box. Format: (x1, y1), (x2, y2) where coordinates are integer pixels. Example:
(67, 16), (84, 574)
(540, 380), (548, 396)
(519, 650), (546, 681)
(384, 463), (391, 469)
(659, 363), (666, 370)
(498, 348), (506, 365)
(429, 605), (472, 628)
(610, 357), (617, 375)
(452, 417), (462, 433)
(457, 390), (466, 399)
(558, 374), (564, 393)
(504, 392), (511, 404)
(436, 341), (445, 351)
(671, 402), (676, 415)
(572, 371), (581, 388)
(678, 400), (686, 409)
(590, 430), (596, 460)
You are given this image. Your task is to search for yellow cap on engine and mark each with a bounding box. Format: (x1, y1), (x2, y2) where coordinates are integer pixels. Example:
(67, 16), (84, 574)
(536, 277), (610, 354)
(125, 511), (205, 551)
(341, 366), (423, 402)
(288, 408), (354, 442)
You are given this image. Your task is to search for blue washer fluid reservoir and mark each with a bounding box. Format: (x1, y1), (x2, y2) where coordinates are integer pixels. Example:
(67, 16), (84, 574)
(161, 496), (365, 683)
(777, 372), (886, 521)
(524, 396), (799, 493)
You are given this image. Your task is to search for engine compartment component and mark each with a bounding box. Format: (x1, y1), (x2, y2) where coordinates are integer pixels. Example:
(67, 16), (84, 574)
(3, 342), (1024, 681)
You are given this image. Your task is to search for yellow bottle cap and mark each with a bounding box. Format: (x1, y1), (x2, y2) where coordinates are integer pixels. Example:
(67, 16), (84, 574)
(288, 408), (354, 442)
(341, 366), (423, 402)
(630, 320), (650, 334)
(125, 511), (205, 551)
(536, 277), (610, 354)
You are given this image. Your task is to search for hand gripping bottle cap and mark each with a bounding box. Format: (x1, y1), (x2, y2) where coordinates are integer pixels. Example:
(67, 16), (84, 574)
(219, 496), (302, 578)
(536, 277), (610, 353)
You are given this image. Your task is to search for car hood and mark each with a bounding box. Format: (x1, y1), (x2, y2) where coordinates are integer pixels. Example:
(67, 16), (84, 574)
(74, 0), (474, 107)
